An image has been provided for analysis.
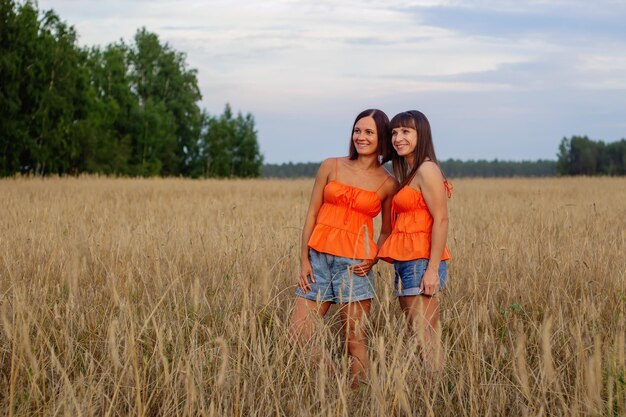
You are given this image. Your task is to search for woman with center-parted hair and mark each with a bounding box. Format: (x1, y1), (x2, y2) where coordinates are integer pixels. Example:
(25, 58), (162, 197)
(289, 109), (398, 386)
(377, 110), (453, 370)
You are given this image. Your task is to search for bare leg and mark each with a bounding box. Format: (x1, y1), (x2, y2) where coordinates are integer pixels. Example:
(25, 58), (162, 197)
(398, 295), (443, 371)
(340, 299), (371, 387)
(290, 297), (332, 343)
(289, 297), (335, 374)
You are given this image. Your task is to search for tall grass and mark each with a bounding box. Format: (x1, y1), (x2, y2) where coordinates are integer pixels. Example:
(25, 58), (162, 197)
(0, 176), (624, 416)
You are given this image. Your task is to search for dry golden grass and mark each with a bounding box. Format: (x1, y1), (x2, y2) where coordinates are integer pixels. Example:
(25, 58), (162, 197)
(0, 176), (624, 416)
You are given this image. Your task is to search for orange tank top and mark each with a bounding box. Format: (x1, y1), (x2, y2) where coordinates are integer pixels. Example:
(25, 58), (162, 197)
(308, 158), (389, 260)
(377, 180), (452, 263)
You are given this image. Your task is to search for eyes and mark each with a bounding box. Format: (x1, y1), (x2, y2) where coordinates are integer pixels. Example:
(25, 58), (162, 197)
(353, 128), (375, 136)
(391, 128), (412, 137)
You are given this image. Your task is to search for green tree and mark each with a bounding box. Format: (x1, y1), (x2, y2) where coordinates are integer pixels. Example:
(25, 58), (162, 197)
(204, 104), (263, 177)
(556, 137), (571, 175)
(25, 10), (88, 174)
(0, 0), (24, 175)
(556, 135), (626, 176)
(81, 44), (136, 174)
(1, 2), (259, 178)
(232, 112), (263, 177)
(204, 104), (235, 177)
(0, 0), (89, 175)
(571, 136), (600, 175)
(604, 139), (626, 175)
(127, 28), (203, 176)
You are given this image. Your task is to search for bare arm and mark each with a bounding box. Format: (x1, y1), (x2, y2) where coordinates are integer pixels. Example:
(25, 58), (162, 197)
(375, 177), (399, 252)
(353, 176), (399, 276)
(417, 162), (449, 295)
(298, 158), (333, 292)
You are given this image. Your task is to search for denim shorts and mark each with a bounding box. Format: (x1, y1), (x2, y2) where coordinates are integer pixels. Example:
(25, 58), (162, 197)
(295, 248), (375, 304)
(394, 259), (447, 297)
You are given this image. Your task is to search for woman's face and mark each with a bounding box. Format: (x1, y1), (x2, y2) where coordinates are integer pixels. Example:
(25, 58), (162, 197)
(352, 116), (378, 156)
(392, 126), (418, 157)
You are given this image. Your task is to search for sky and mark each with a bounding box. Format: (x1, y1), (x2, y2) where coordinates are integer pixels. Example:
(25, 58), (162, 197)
(38, 0), (626, 163)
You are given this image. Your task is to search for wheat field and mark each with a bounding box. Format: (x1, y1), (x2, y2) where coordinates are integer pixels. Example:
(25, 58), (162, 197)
(0, 176), (624, 416)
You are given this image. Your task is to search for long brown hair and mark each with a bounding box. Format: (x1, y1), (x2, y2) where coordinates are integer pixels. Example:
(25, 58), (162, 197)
(348, 109), (392, 163)
(390, 110), (440, 187)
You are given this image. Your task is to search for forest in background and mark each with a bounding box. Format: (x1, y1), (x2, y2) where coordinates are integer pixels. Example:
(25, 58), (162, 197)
(263, 136), (626, 178)
(1, 1), (624, 179)
(0, 0), (263, 178)
(263, 158), (558, 178)
(556, 135), (626, 176)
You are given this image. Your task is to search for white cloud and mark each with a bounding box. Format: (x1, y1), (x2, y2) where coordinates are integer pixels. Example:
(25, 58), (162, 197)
(37, 0), (626, 162)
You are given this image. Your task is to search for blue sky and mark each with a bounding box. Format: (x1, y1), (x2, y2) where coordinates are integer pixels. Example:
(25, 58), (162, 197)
(39, 0), (626, 163)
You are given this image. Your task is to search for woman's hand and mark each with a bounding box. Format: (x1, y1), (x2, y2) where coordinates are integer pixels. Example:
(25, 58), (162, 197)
(420, 267), (440, 296)
(351, 259), (377, 277)
(299, 259), (315, 293)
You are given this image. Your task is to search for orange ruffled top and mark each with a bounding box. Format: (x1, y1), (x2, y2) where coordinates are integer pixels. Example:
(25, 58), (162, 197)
(308, 178), (384, 261)
(378, 181), (452, 263)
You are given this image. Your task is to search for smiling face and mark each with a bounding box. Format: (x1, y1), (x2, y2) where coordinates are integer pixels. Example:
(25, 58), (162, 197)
(352, 116), (378, 156)
(392, 126), (418, 158)
(389, 110), (437, 185)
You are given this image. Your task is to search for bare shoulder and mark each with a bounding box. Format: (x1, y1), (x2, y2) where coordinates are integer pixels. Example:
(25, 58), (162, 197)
(379, 169), (400, 197)
(416, 160), (444, 183)
(386, 173), (400, 192)
(317, 157), (337, 180)
(338, 155), (353, 167)
(320, 157), (336, 168)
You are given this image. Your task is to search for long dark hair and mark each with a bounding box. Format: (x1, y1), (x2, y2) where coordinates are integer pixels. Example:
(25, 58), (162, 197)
(390, 110), (439, 187)
(348, 109), (392, 163)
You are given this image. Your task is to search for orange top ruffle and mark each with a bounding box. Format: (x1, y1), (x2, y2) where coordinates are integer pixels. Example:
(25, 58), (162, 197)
(308, 180), (381, 260)
(377, 181), (452, 263)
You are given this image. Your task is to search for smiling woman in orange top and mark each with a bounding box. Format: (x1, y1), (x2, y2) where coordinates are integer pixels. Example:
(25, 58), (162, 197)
(377, 110), (452, 370)
(290, 109), (398, 386)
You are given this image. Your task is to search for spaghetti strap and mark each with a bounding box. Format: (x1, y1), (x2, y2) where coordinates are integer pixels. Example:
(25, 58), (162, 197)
(375, 175), (391, 192)
(438, 164), (453, 198)
(406, 170), (419, 187)
(335, 157), (339, 181)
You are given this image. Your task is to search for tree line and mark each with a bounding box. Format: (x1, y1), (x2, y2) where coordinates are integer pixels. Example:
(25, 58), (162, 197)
(262, 159), (557, 178)
(0, 0), (263, 177)
(557, 136), (626, 176)
(264, 136), (626, 178)
(2, 2), (623, 179)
